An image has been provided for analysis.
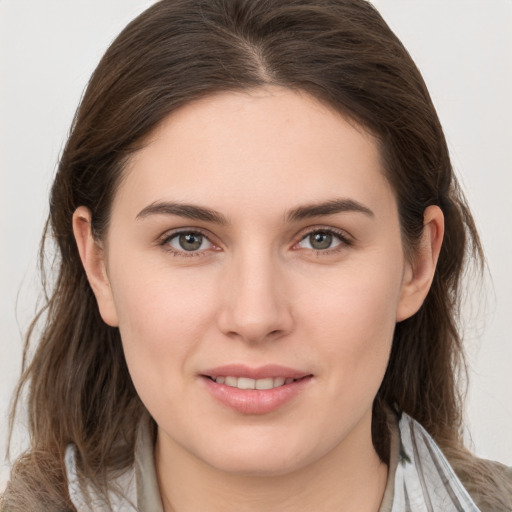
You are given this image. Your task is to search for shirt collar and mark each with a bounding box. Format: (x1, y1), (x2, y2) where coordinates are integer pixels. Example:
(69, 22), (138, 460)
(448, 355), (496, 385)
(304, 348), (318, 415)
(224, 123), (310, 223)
(66, 410), (481, 511)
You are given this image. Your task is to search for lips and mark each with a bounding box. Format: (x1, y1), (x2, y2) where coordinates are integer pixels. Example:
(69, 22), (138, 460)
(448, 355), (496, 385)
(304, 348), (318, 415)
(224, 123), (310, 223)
(202, 364), (310, 381)
(201, 364), (313, 414)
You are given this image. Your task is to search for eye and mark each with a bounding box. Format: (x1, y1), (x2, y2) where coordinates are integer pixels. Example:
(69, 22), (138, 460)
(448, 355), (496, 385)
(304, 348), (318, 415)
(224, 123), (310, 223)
(164, 231), (214, 253)
(297, 229), (348, 252)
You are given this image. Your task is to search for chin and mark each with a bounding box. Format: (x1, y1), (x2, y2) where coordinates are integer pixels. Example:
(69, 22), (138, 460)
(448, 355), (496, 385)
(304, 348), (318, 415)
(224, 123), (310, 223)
(189, 429), (328, 477)
(207, 451), (308, 477)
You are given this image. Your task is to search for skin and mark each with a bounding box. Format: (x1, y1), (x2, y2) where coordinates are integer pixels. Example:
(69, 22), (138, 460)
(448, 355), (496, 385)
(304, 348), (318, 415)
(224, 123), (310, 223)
(74, 87), (444, 511)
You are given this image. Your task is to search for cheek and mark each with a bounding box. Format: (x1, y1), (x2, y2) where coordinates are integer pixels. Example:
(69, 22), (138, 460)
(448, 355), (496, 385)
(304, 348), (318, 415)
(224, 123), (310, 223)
(299, 254), (403, 383)
(107, 258), (218, 403)
(110, 250), (215, 336)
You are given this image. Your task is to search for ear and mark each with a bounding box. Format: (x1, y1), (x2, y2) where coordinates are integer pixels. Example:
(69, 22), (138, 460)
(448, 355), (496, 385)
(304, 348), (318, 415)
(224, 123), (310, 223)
(396, 205), (444, 322)
(72, 206), (119, 327)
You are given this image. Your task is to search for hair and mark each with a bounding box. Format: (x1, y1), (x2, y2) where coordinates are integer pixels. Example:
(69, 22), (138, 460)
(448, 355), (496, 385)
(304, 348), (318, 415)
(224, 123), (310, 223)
(3, 0), (510, 510)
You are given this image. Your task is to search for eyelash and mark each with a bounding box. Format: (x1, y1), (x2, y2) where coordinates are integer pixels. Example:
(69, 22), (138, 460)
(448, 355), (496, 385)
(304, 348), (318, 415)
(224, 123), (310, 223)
(159, 229), (216, 257)
(158, 227), (353, 257)
(295, 227), (353, 255)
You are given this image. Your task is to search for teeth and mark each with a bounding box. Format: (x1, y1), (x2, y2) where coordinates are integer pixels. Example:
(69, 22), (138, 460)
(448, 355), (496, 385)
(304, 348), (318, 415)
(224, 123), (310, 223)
(214, 376), (295, 390)
(256, 377), (275, 390)
(237, 377), (256, 390)
(225, 376), (237, 387)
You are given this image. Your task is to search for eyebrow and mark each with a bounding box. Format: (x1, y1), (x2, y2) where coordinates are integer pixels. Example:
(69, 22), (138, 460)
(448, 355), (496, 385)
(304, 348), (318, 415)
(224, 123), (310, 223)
(135, 198), (374, 224)
(136, 201), (228, 225)
(286, 198), (374, 222)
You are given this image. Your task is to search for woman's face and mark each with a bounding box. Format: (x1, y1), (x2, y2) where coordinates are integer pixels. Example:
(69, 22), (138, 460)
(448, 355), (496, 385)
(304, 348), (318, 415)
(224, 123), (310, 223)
(81, 87), (433, 476)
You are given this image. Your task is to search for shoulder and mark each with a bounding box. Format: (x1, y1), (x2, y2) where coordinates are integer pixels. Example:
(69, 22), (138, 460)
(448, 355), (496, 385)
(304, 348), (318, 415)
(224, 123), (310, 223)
(390, 412), (512, 511)
(1, 465), (75, 512)
(455, 457), (512, 512)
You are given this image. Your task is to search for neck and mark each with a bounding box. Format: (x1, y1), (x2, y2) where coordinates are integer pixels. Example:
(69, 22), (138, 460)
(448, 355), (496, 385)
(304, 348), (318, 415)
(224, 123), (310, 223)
(155, 411), (388, 512)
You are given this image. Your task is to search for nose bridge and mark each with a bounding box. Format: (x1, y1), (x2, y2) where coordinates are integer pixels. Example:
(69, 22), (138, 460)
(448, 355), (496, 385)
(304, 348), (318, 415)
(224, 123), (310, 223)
(218, 243), (292, 343)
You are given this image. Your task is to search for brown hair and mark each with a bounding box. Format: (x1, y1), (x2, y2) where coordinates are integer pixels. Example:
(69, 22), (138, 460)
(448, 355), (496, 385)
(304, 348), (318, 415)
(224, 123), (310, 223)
(3, 0), (510, 510)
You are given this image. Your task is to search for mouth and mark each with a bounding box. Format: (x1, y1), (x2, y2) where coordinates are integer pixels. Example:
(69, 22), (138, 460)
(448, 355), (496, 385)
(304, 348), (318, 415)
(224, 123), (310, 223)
(200, 365), (313, 414)
(205, 375), (308, 390)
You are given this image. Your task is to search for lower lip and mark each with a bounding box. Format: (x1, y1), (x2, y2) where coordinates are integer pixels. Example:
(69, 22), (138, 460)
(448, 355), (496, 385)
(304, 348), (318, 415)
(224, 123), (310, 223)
(201, 376), (312, 415)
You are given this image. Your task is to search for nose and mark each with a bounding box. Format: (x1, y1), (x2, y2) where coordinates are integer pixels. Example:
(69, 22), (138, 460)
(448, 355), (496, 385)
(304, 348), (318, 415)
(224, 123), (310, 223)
(217, 249), (294, 344)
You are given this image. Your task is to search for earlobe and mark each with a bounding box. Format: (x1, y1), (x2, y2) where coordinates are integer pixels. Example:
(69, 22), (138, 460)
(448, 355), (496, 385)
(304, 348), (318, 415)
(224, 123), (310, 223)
(396, 205), (444, 322)
(72, 207), (119, 327)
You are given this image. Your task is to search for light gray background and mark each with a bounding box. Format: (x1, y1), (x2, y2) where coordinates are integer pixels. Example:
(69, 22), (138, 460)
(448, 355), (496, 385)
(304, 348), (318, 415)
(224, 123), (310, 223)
(1, 0), (511, 491)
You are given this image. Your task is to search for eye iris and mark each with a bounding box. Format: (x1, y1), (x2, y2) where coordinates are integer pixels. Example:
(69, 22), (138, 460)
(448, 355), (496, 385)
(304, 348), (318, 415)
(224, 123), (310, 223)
(179, 233), (203, 251)
(310, 232), (332, 250)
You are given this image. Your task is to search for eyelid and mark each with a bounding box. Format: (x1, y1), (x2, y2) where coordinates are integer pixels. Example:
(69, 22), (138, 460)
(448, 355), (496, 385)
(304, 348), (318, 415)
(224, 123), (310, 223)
(157, 227), (220, 256)
(292, 225), (354, 252)
(156, 225), (353, 257)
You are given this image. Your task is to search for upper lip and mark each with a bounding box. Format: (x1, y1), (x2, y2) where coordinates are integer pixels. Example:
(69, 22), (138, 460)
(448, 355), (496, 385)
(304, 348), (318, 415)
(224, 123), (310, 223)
(201, 364), (311, 380)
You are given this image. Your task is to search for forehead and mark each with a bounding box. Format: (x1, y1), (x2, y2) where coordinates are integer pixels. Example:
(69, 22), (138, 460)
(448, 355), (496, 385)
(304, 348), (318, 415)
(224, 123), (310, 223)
(114, 86), (395, 222)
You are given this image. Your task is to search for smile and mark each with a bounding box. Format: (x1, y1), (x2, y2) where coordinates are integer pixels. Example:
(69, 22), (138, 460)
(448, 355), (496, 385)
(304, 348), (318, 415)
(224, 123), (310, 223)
(212, 376), (297, 390)
(201, 365), (313, 414)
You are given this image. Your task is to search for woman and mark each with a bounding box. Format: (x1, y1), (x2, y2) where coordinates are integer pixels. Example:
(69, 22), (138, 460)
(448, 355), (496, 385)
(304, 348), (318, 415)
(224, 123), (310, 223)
(2, 0), (511, 510)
